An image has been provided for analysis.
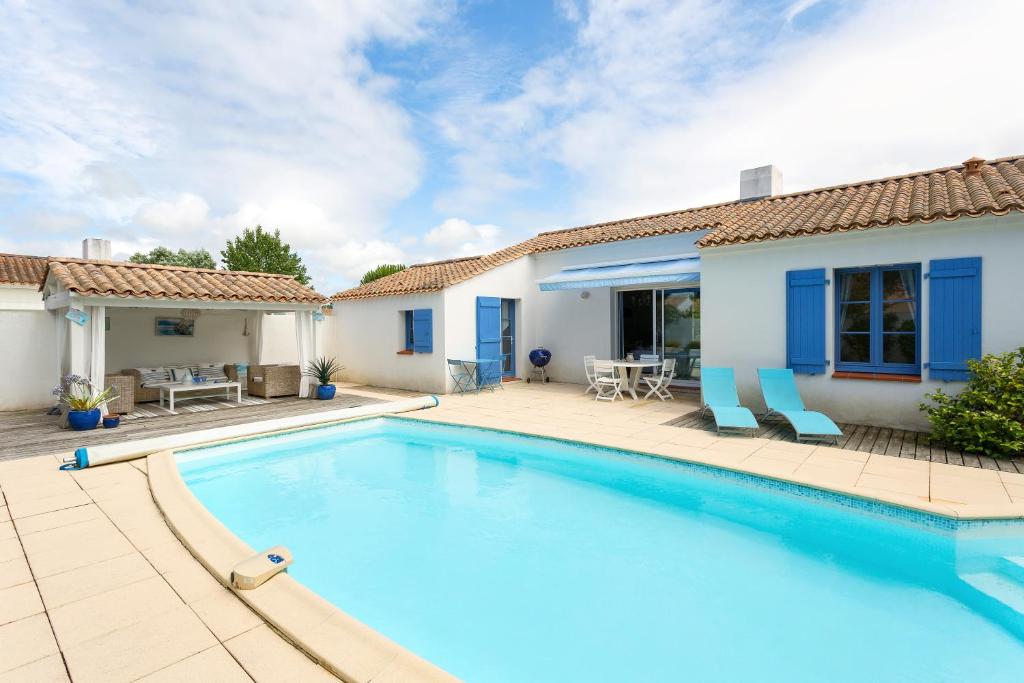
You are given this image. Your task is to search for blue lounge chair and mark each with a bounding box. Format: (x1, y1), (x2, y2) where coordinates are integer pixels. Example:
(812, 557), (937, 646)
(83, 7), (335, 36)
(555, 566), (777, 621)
(756, 368), (843, 444)
(700, 367), (759, 435)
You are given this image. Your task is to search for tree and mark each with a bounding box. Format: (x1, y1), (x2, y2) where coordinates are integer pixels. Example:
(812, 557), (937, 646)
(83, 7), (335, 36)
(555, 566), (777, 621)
(221, 226), (310, 285)
(360, 263), (407, 285)
(128, 246), (216, 269)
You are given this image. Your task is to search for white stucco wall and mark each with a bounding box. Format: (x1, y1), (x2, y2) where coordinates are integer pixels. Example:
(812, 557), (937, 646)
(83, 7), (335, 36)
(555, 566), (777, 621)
(529, 231), (708, 384)
(327, 291), (446, 393)
(700, 214), (1024, 430)
(443, 258), (535, 390)
(106, 308), (256, 371)
(0, 285), (56, 410)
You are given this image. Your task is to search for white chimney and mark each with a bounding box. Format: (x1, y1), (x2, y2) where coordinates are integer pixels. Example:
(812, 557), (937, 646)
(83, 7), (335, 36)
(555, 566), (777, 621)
(740, 165), (783, 201)
(82, 238), (112, 260)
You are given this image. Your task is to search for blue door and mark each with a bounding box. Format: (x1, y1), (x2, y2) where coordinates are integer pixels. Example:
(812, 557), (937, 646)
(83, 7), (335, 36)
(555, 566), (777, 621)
(476, 296), (502, 385)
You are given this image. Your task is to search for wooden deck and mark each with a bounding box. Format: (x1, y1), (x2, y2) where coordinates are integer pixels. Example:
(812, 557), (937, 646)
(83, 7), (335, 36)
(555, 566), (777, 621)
(0, 393), (384, 462)
(664, 409), (1024, 473)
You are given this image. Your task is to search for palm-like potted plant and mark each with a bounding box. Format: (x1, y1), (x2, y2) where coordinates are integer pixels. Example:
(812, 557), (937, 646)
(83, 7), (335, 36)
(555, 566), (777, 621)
(304, 356), (342, 400)
(52, 375), (120, 431)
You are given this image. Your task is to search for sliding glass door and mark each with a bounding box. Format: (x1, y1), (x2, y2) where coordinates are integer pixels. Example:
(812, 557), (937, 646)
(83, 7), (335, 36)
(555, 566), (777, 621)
(617, 287), (701, 385)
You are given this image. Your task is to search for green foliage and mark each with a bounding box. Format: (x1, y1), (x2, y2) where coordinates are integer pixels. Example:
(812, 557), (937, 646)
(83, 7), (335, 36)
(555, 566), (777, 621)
(129, 246), (216, 269)
(360, 263), (407, 285)
(221, 226), (310, 285)
(303, 356), (342, 386)
(920, 348), (1024, 457)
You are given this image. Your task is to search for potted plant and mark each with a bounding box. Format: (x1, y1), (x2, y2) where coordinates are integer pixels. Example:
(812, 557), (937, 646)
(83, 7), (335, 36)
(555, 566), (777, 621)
(52, 375), (120, 431)
(304, 356), (342, 400)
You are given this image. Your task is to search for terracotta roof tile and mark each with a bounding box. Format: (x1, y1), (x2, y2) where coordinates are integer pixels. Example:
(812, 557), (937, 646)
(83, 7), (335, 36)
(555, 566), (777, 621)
(331, 154), (1024, 301)
(44, 258), (325, 305)
(0, 253), (48, 286)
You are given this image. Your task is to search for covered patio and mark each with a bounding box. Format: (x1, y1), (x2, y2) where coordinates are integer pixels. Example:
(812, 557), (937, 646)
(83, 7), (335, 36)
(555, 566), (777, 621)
(40, 257), (328, 425)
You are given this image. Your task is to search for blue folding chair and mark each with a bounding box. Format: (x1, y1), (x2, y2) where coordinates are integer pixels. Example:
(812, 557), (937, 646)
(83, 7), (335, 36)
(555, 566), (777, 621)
(700, 367), (758, 436)
(757, 368), (843, 444)
(447, 359), (477, 395)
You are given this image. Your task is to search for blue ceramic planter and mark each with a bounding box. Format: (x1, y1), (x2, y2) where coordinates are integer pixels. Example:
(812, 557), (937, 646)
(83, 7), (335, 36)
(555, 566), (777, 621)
(102, 416), (120, 429)
(317, 384), (336, 400)
(68, 409), (101, 431)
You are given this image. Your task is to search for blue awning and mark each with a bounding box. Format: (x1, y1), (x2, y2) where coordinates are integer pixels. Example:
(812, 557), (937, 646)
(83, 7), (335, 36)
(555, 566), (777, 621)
(537, 255), (700, 291)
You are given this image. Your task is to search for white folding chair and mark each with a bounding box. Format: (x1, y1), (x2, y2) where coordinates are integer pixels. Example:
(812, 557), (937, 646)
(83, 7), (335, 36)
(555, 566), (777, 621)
(583, 355), (598, 395)
(643, 358), (676, 401)
(593, 360), (624, 402)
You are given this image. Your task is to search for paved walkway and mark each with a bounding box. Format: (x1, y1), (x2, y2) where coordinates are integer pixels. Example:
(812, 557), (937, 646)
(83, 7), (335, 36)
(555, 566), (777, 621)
(1, 381), (1022, 681)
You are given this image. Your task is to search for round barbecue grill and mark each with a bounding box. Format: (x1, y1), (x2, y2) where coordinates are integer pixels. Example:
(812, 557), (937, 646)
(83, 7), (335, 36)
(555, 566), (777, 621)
(526, 347), (551, 383)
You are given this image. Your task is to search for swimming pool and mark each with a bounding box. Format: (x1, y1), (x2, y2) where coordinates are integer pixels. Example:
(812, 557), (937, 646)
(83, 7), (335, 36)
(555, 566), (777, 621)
(178, 417), (1024, 682)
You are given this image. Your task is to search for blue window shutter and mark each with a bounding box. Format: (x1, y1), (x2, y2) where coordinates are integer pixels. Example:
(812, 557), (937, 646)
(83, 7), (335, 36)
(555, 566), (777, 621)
(928, 257), (981, 381)
(786, 268), (827, 374)
(412, 309), (433, 353)
(476, 297), (502, 384)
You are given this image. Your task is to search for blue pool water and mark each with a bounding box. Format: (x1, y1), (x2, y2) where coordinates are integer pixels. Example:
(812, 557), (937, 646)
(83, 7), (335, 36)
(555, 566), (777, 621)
(179, 418), (1024, 682)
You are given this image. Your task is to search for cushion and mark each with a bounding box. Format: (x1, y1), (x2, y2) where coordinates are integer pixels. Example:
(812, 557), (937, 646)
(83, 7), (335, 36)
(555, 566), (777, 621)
(137, 367), (169, 386)
(196, 363), (229, 383)
(168, 366), (193, 383)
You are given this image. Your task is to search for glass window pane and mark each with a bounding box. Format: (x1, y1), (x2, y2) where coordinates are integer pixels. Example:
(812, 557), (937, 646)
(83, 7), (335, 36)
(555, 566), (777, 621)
(839, 271), (870, 301)
(883, 302), (916, 332)
(839, 334), (870, 363)
(839, 303), (870, 332)
(883, 269), (916, 301)
(883, 334), (916, 365)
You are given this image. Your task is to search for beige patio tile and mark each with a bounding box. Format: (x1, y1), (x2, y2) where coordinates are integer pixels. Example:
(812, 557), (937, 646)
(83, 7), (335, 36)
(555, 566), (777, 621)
(1, 475), (82, 505)
(130, 458), (148, 474)
(0, 613), (60, 673)
(241, 580), (339, 642)
(0, 582), (44, 626)
(190, 587), (263, 640)
(119, 517), (182, 550)
(741, 455), (801, 478)
(929, 478), (1012, 505)
(855, 472), (929, 498)
(803, 452), (868, 471)
(6, 490), (92, 520)
(374, 651), (454, 683)
(0, 536), (22, 563)
(13, 503), (103, 536)
(162, 558), (226, 603)
(137, 645), (252, 683)
(61, 603), (218, 683)
(0, 456), (62, 483)
(1, 654), (69, 682)
(0, 555), (32, 591)
(142, 539), (200, 575)
(704, 440), (762, 457)
(20, 518), (135, 578)
(1004, 482), (1024, 501)
(998, 470), (1024, 487)
(792, 462), (864, 488)
(36, 552), (157, 610)
(48, 576), (184, 648)
(0, 520), (14, 541)
(0, 505), (10, 522)
(862, 455), (929, 474)
(756, 440), (817, 456)
(748, 447), (812, 464)
(930, 462), (1002, 482)
(811, 445), (870, 463)
(225, 625), (337, 682)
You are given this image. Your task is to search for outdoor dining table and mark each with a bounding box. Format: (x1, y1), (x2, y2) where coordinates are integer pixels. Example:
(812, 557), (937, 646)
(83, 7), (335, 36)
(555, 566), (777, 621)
(611, 359), (662, 400)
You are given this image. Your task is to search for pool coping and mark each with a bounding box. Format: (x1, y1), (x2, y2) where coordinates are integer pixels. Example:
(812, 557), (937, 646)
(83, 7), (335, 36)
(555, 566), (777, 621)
(146, 412), (1024, 683)
(148, 446), (458, 683)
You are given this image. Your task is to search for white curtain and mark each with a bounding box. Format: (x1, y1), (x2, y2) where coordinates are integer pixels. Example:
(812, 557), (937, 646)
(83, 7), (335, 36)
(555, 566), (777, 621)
(86, 305), (106, 412)
(295, 310), (317, 397)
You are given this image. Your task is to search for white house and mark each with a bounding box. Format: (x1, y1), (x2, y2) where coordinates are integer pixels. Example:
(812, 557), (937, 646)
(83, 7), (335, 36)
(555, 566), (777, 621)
(328, 155), (1024, 430)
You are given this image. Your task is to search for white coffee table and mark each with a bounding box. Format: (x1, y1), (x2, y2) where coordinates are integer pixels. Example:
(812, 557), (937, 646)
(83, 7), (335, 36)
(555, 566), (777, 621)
(153, 381), (242, 412)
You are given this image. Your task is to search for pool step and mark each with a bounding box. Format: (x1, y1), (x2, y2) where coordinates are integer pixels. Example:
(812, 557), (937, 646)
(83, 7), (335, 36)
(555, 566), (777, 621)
(1001, 556), (1024, 583)
(958, 571), (1024, 638)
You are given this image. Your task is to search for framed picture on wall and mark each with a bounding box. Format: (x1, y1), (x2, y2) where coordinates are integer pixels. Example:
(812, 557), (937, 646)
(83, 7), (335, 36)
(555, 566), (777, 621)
(155, 317), (195, 337)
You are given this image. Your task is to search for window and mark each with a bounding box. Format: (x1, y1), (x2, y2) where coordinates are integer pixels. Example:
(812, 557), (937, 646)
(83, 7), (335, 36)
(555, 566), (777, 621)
(403, 310), (414, 351)
(835, 264), (920, 374)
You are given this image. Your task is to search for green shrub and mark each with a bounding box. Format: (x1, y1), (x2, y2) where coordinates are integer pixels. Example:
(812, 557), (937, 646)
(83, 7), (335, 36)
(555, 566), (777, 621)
(920, 348), (1024, 458)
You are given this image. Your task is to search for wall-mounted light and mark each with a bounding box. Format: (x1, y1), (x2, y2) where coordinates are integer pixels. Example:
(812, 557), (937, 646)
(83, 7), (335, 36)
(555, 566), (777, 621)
(580, 290), (590, 300)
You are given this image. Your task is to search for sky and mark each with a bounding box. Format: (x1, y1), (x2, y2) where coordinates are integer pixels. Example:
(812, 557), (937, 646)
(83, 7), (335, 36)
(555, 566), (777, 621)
(1, 0), (1022, 294)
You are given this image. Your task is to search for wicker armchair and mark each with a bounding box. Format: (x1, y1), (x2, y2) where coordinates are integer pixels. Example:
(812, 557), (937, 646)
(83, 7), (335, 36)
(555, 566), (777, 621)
(103, 374), (135, 414)
(123, 368), (161, 403)
(241, 364), (301, 398)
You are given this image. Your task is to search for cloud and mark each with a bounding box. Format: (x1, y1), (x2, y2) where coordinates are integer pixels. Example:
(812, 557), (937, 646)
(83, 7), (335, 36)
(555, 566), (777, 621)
(423, 218), (502, 255)
(432, 0), (1024, 226)
(0, 0), (446, 292)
